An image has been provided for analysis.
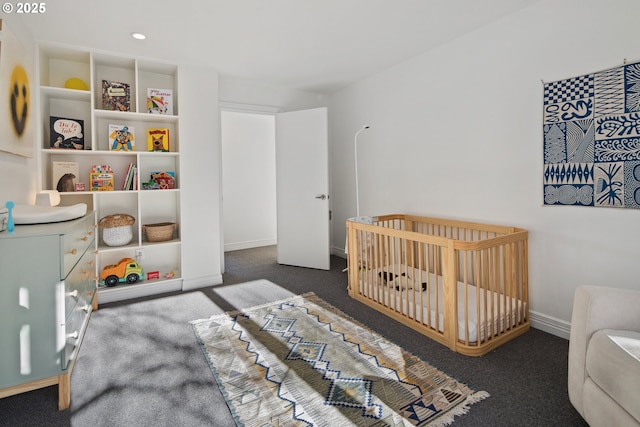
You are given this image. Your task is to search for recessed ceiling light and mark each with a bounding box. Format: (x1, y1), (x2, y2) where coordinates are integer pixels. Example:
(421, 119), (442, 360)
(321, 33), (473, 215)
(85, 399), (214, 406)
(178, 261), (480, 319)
(131, 32), (146, 40)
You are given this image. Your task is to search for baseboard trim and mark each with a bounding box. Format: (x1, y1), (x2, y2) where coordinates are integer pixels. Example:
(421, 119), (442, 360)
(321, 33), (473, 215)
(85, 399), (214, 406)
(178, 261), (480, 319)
(182, 274), (223, 291)
(530, 310), (571, 340)
(225, 239), (277, 252)
(331, 245), (347, 258)
(98, 278), (183, 304)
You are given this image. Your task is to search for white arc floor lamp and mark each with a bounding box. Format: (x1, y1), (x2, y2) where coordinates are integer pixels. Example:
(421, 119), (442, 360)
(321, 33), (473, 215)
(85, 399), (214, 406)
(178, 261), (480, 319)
(344, 125), (371, 272)
(353, 124), (371, 222)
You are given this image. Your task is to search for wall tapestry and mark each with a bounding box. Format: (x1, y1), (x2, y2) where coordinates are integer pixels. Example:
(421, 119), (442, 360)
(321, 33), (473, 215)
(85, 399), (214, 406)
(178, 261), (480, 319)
(543, 60), (640, 209)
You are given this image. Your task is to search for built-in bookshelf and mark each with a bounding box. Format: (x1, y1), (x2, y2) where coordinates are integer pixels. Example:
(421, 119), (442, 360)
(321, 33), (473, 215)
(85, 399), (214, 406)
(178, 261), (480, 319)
(37, 44), (182, 303)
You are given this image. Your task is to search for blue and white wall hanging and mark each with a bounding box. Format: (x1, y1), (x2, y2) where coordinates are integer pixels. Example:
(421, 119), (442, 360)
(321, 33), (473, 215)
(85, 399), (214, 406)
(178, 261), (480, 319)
(543, 60), (640, 209)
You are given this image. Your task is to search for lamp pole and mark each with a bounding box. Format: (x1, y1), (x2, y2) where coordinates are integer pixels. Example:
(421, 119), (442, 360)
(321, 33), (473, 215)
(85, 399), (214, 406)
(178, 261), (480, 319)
(354, 125), (370, 218)
(344, 125), (371, 273)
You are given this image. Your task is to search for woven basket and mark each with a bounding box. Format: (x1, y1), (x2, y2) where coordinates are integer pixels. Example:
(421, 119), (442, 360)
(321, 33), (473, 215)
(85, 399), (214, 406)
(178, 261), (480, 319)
(99, 214), (135, 246)
(143, 222), (175, 242)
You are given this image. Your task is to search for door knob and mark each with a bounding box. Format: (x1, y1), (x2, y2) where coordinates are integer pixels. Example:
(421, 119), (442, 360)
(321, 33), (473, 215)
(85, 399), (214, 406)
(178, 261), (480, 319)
(315, 194), (327, 200)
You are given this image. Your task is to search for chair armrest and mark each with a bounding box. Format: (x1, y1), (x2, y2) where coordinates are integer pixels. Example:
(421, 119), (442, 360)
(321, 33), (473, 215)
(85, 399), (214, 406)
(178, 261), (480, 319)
(568, 285), (640, 416)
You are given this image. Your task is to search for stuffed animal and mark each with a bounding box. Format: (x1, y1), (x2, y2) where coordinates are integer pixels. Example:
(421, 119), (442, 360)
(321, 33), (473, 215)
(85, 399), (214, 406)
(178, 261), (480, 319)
(56, 173), (76, 192)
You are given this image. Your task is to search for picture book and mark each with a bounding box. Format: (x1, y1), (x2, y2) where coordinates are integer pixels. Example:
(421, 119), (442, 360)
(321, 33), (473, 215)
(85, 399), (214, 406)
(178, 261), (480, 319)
(147, 127), (170, 152)
(151, 171), (176, 189)
(52, 161), (80, 192)
(89, 165), (114, 191)
(102, 80), (131, 111)
(146, 88), (173, 115)
(109, 124), (135, 151)
(50, 117), (84, 149)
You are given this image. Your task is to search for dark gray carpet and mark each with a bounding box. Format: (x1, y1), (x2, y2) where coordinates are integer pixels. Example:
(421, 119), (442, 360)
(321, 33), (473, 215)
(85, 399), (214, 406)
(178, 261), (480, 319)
(0, 246), (588, 426)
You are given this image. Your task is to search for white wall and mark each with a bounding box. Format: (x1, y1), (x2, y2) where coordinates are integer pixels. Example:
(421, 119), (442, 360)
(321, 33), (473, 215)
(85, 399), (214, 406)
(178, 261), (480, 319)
(221, 111), (277, 251)
(328, 0), (640, 338)
(179, 65), (223, 290)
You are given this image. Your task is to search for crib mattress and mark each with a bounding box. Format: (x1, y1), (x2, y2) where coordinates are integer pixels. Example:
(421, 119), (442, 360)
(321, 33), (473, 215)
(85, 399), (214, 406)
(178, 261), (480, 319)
(358, 266), (527, 343)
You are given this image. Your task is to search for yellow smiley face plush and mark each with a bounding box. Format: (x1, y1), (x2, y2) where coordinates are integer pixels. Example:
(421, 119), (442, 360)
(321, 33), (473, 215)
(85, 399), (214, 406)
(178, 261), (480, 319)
(9, 65), (30, 137)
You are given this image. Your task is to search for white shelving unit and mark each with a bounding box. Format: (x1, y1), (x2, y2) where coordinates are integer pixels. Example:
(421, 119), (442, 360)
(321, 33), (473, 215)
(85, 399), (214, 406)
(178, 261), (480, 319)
(37, 44), (183, 304)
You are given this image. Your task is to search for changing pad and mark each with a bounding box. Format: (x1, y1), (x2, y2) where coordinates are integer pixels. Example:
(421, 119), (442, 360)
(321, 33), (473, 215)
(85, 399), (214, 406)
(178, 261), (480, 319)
(13, 203), (87, 224)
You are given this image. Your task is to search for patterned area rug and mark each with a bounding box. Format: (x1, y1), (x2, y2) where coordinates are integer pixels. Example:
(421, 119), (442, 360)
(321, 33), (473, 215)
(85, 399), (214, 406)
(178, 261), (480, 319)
(191, 293), (488, 426)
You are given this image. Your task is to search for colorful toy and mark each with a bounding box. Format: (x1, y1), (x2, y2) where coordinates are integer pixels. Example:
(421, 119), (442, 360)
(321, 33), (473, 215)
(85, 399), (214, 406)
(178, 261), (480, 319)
(101, 257), (144, 287)
(64, 77), (89, 91)
(147, 271), (160, 280)
(5, 201), (14, 233)
(142, 181), (160, 190)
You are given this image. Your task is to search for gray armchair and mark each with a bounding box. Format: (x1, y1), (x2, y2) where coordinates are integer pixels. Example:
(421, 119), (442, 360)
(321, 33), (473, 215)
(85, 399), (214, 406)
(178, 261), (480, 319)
(568, 285), (640, 426)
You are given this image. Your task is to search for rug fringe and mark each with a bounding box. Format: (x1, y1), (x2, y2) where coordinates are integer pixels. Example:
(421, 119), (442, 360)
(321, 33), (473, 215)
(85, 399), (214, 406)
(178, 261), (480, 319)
(425, 391), (490, 427)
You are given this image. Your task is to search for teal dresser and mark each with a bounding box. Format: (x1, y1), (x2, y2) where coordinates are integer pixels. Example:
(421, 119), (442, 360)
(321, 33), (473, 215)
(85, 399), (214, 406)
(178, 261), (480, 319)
(0, 212), (96, 409)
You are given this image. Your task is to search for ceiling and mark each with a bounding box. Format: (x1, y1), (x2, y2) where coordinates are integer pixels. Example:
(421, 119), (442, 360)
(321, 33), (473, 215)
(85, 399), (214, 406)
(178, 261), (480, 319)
(14, 0), (534, 94)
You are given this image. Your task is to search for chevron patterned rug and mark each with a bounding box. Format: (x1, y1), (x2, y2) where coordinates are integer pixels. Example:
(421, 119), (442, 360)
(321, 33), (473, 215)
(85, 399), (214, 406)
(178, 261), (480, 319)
(191, 292), (488, 426)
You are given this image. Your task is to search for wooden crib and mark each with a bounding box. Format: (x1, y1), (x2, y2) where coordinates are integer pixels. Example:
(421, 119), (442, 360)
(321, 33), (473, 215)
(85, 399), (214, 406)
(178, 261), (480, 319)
(346, 214), (529, 356)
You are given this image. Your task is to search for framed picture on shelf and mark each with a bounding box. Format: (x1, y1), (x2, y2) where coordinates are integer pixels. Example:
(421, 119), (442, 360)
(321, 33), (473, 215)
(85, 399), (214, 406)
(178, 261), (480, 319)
(52, 161), (79, 192)
(147, 127), (170, 152)
(50, 117), (84, 150)
(109, 124), (135, 151)
(146, 88), (173, 115)
(102, 80), (130, 111)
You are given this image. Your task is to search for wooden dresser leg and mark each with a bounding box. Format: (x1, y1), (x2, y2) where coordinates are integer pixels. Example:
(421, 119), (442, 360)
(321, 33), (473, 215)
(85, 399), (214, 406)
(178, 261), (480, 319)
(58, 373), (70, 410)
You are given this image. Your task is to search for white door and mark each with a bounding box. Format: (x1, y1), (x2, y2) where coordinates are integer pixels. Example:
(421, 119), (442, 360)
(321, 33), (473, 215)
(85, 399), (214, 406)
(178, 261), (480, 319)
(275, 107), (330, 270)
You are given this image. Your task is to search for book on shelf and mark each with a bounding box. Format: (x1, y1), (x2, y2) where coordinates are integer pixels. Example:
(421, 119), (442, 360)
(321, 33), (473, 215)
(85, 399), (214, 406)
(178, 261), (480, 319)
(52, 161), (80, 192)
(108, 124), (135, 151)
(142, 171), (175, 190)
(132, 166), (137, 190)
(102, 80), (131, 111)
(50, 117), (84, 150)
(121, 162), (137, 191)
(147, 127), (170, 152)
(151, 171), (176, 189)
(146, 88), (173, 115)
(89, 165), (114, 191)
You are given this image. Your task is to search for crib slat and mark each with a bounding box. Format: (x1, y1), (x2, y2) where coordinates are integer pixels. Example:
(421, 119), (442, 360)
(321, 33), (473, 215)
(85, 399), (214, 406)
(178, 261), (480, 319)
(462, 251), (470, 345)
(482, 248), (490, 344)
(474, 250), (482, 346)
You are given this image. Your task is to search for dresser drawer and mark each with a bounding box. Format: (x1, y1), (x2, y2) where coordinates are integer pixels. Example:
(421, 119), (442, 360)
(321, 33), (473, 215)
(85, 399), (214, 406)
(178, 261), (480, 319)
(62, 213), (95, 279)
(63, 301), (91, 369)
(64, 245), (96, 316)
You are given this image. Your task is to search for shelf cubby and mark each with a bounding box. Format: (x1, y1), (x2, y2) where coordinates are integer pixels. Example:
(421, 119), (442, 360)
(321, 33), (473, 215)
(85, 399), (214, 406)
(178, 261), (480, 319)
(38, 45), (90, 89)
